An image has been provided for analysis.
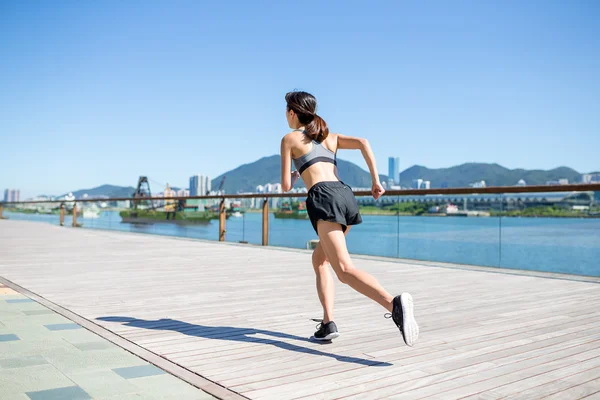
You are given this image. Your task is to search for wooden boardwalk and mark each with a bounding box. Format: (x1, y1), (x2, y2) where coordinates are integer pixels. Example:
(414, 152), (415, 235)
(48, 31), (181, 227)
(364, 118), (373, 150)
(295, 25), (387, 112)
(1, 220), (600, 400)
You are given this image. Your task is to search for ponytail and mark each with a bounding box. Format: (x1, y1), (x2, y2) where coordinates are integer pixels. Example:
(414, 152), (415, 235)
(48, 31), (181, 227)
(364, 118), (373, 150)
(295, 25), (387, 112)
(285, 91), (329, 142)
(305, 114), (329, 143)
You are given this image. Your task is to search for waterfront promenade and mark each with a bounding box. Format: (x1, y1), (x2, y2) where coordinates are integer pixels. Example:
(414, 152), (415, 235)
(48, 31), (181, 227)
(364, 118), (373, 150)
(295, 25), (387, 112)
(1, 219), (600, 399)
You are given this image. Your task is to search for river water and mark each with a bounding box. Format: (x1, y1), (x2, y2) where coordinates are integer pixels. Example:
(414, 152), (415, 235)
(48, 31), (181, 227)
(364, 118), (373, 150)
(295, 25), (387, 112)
(6, 210), (599, 277)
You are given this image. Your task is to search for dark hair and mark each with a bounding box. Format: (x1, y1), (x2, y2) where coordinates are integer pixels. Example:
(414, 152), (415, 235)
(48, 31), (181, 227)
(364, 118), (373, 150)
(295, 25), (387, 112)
(285, 91), (329, 142)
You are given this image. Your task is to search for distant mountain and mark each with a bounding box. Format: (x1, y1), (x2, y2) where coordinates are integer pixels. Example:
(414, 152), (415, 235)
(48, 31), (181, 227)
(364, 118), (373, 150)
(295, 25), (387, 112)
(398, 163), (583, 188)
(63, 185), (136, 199)
(211, 155), (387, 193)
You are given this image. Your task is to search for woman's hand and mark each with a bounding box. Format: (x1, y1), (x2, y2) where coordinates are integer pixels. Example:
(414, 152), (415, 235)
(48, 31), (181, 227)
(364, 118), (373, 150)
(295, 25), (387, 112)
(291, 170), (301, 186)
(372, 181), (385, 200)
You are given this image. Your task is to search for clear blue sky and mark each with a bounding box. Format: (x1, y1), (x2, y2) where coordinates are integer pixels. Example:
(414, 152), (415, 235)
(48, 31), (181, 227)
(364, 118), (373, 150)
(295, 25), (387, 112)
(1, 0), (599, 198)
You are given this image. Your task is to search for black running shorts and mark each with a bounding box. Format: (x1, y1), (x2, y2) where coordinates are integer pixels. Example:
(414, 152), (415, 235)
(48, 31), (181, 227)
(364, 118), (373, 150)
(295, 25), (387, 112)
(306, 181), (362, 234)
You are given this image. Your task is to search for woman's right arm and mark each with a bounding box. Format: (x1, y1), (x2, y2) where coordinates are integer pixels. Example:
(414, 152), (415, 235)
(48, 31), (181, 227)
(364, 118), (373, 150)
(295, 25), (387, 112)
(336, 134), (385, 199)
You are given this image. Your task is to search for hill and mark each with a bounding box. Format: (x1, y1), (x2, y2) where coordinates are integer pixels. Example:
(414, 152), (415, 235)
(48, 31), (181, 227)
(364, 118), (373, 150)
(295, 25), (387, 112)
(398, 163), (583, 188)
(63, 185), (136, 199)
(211, 155), (387, 193)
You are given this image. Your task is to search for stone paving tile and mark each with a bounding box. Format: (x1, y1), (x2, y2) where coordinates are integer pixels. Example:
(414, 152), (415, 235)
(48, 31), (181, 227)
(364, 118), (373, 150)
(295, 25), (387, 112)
(94, 394), (146, 400)
(129, 375), (217, 400)
(65, 369), (140, 399)
(2, 315), (71, 331)
(0, 355), (48, 369)
(113, 364), (166, 380)
(41, 346), (146, 374)
(1, 338), (68, 358)
(55, 327), (109, 344)
(6, 299), (35, 304)
(0, 333), (19, 342)
(45, 323), (82, 331)
(0, 364), (75, 398)
(73, 341), (115, 351)
(26, 385), (91, 400)
(22, 309), (55, 316)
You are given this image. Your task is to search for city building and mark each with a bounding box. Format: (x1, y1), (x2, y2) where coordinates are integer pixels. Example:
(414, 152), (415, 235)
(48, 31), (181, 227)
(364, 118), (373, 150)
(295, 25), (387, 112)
(3, 189), (20, 203)
(176, 189), (190, 197)
(189, 175), (211, 196)
(202, 176), (211, 196)
(581, 174), (600, 184)
(412, 179), (423, 189)
(469, 180), (487, 188)
(256, 182), (284, 208)
(423, 181), (431, 190)
(189, 175), (199, 196)
(546, 179), (569, 185)
(388, 157), (400, 185)
(516, 179), (527, 186)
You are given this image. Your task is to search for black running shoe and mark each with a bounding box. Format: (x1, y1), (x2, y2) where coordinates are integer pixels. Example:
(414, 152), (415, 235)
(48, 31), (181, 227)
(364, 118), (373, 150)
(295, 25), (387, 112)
(312, 319), (340, 341)
(385, 293), (419, 346)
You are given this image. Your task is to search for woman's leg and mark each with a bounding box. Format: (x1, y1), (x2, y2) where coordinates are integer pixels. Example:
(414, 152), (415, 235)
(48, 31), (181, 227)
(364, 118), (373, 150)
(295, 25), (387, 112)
(317, 220), (394, 312)
(312, 243), (334, 323)
(311, 227), (352, 323)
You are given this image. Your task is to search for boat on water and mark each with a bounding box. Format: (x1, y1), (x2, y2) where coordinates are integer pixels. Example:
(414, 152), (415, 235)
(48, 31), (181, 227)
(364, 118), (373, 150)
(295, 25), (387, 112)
(82, 204), (100, 219)
(229, 201), (244, 218)
(83, 209), (99, 219)
(274, 210), (309, 219)
(274, 201), (309, 219)
(119, 178), (239, 225)
(119, 209), (220, 225)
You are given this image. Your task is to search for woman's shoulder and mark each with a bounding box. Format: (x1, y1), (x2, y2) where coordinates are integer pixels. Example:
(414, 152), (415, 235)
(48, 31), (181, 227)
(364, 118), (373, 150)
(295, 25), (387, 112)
(282, 129), (304, 139)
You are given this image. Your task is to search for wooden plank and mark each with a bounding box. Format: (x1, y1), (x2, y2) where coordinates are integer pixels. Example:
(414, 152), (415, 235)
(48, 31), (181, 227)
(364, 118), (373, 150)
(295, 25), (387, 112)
(542, 377), (600, 400)
(477, 366), (600, 400)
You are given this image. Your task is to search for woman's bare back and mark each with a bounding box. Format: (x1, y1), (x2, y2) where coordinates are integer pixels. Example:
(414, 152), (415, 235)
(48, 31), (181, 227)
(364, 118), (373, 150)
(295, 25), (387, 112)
(287, 130), (341, 190)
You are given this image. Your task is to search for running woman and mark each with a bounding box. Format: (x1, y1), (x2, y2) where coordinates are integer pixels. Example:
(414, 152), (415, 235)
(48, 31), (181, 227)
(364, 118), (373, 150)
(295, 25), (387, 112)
(280, 91), (419, 346)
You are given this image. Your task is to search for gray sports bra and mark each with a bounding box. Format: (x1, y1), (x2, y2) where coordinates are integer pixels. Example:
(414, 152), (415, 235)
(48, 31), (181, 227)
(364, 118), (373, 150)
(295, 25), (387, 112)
(292, 129), (337, 174)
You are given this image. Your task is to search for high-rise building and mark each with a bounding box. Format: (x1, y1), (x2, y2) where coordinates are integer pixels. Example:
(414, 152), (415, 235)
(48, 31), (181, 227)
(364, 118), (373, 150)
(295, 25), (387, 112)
(3, 189), (20, 202)
(581, 174), (600, 183)
(189, 175), (212, 197)
(388, 157), (400, 185)
(189, 175), (199, 197)
(204, 176), (211, 195)
(423, 181), (431, 190)
(199, 176), (206, 196)
(412, 179), (423, 189)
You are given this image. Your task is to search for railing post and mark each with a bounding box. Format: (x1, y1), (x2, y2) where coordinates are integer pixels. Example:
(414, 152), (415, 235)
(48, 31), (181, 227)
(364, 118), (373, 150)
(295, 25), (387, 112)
(60, 204), (65, 226)
(262, 199), (269, 246)
(0, 204), (3, 219)
(219, 199), (226, 242)
(72, 204), (78, 227)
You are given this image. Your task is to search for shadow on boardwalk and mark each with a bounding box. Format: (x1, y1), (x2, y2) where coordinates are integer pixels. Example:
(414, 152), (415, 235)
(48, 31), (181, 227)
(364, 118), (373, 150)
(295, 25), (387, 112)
(97, 316), (392, 367)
